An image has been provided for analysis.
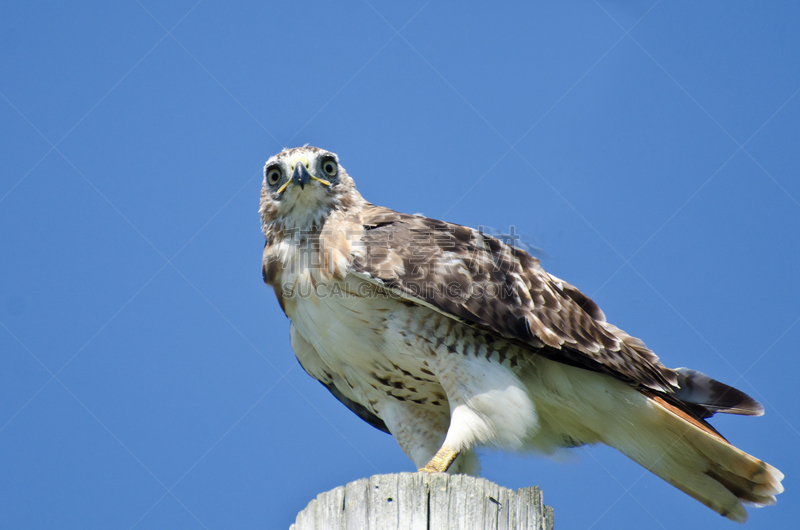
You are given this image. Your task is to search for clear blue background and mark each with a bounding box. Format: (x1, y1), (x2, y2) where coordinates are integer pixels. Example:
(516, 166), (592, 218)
(2, 1), (798, 528)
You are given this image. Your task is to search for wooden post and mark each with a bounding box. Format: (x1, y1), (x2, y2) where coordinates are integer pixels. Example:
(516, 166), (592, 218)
(291, 473), (554, 530)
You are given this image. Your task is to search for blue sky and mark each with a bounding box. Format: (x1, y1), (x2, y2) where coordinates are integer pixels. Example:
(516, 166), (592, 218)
(2, 1), (799, 528)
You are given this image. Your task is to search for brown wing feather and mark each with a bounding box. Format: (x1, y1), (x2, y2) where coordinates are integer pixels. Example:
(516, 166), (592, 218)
(352, 204), (677, 392)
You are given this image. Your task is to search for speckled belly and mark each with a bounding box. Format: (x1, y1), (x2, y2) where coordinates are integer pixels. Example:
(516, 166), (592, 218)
(286, 275), (448, 414)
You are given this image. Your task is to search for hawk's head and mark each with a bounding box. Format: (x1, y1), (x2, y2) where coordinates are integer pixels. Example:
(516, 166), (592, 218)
(260, 146), (364, 235)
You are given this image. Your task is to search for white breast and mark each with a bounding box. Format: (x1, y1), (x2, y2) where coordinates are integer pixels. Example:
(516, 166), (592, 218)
(285, 270), (392, 367)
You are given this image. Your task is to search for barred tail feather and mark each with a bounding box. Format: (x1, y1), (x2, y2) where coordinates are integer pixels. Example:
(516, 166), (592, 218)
(606, 391), (783, 523)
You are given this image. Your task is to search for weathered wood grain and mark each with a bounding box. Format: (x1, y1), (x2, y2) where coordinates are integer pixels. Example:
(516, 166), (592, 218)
(290, 473), (553, 530)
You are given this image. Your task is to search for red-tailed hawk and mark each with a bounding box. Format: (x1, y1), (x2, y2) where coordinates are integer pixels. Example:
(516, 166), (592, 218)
(260, 146), (783, 522)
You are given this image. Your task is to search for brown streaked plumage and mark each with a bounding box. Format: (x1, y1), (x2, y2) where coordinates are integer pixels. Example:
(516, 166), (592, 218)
(261, 146), (783, 522)
(354, 204), (677, 392)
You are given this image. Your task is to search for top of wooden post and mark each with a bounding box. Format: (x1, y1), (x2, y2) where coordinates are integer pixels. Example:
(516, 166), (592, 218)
(291, 472), (554, 530)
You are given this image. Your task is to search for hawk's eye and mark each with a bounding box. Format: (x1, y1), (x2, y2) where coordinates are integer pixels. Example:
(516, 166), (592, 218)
(321, 159), (338, 177)
(267, 167), (282, 186)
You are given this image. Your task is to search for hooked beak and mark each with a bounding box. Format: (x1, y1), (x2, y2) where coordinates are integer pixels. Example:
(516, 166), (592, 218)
(291, 162), (312, 190)
(276, 157), (333, 195)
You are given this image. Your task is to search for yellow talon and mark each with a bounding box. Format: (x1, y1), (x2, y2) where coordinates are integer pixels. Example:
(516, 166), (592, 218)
(418, 444), (459, 473)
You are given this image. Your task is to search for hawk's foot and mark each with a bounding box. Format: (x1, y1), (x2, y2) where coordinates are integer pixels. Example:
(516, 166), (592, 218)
(418, 445), (459, 473)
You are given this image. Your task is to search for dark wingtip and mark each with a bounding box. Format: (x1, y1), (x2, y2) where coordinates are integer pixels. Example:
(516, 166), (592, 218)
(674, 368), (764, 417)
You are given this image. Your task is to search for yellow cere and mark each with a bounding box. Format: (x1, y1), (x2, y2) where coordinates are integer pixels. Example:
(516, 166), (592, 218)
(291, 156), (309, 170)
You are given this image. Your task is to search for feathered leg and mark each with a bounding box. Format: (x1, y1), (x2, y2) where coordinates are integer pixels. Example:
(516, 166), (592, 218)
(379, 399), (481, 475)
(418, 348), (539, 475)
